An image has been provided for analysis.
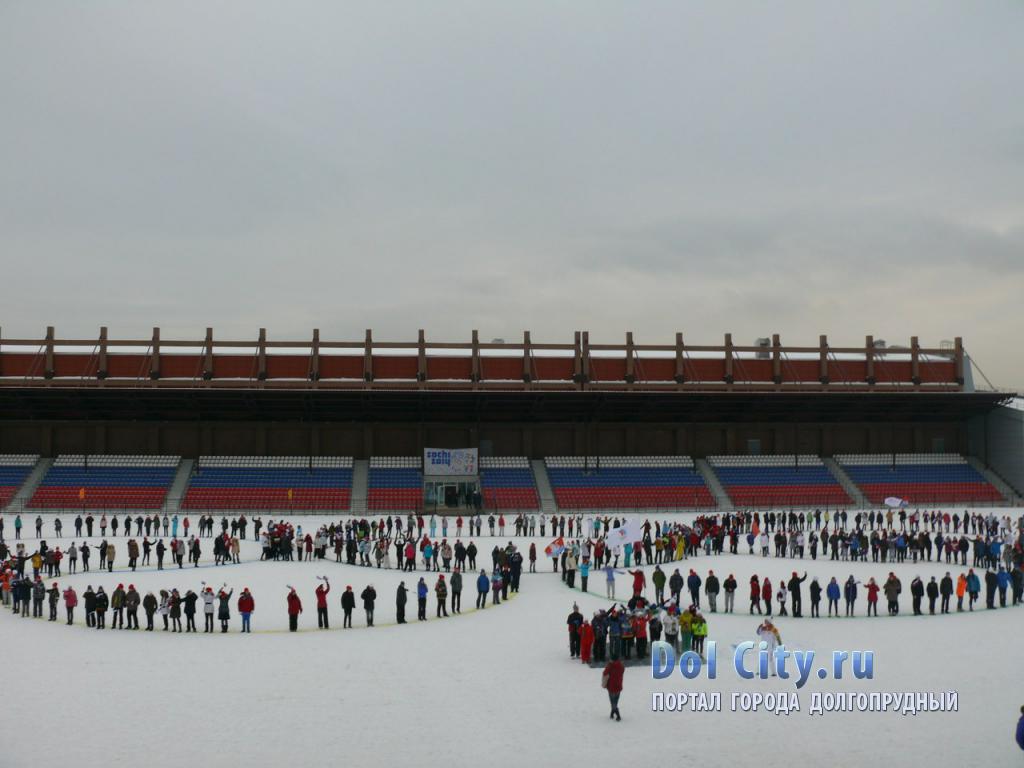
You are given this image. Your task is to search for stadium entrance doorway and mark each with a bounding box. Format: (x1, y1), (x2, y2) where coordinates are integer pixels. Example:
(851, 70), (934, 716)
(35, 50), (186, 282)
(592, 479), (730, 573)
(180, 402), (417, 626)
(424, 478), (480, 511)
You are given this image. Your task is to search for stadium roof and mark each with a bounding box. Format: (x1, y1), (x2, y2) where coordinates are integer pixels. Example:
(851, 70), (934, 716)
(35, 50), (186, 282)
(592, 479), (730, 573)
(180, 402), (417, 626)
(0, 386), (1011, 424)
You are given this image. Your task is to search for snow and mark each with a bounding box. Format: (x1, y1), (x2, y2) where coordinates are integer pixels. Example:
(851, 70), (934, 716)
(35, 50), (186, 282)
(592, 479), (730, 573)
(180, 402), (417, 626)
(2, 511), (1022, 768)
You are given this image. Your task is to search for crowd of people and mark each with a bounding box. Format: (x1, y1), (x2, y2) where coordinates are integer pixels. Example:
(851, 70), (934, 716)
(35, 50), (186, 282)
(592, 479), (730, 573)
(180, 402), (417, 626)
(0, 513), (530, 632)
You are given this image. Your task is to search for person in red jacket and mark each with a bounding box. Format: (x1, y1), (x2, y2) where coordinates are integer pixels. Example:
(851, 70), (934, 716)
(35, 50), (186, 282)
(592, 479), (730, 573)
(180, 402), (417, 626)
(762, 577), (773, 616)
(237, 588), (255, 633)
(602, 657), (625, 721)
(631, 611), (649, 660)
(286, 587), (302, 632)
(866, 577), (880, 617)
(628, 569), (646, 598)
(63, 585), (78, 625)
(580, 619), (595, 664)
(315, 578), (331, 629)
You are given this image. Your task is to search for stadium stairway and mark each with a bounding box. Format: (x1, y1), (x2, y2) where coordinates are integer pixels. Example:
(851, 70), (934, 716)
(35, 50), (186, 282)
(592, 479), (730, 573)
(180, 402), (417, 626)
(694, 459), (732, 510)
(8, 458), (52, 509)
(530, 459), (558, 515)
(965, 456), (1022, 505)
(823, 458), (869, 508)
(350, 460), (369, 515)
(164, 459), (195, 513)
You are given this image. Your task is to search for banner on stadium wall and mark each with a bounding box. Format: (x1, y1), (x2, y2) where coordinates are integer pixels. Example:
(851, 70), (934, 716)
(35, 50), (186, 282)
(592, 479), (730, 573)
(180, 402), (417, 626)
(423, 448), (479, 476)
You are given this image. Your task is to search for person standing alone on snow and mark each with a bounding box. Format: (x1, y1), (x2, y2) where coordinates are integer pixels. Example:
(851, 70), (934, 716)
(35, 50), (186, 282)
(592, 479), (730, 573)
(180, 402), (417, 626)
(602, 656), (624, 721)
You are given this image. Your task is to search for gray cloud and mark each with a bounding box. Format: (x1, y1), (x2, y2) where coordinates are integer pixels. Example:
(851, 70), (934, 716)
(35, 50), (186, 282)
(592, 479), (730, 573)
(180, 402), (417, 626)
(1, 1), (1022, 389)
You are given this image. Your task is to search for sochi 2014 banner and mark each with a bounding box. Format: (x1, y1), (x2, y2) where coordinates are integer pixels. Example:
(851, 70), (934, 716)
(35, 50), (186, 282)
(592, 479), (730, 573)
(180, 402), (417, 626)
(423, 447), (479, 476)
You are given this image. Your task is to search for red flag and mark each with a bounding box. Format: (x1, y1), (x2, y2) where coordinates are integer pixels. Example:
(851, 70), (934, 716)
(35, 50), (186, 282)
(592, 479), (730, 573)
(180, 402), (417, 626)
(544, 536), (565, 558)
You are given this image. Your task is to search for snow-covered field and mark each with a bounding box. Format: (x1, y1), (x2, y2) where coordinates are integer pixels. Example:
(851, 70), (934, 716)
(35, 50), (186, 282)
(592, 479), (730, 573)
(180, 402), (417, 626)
(3, 510), (1022, 768)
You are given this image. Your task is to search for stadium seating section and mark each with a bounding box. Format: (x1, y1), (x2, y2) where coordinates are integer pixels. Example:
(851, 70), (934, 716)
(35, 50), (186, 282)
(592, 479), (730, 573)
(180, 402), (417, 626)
(0, 455), (39, 510)
(28, 455), (179, 510)
(182, 456), (353, 510)
(479, 457), (539, 510)
(368, 456), (423, 511)
(545, 456), (715, 510)
(709, 455), (851, 507)
(837, 454), (1003, 505)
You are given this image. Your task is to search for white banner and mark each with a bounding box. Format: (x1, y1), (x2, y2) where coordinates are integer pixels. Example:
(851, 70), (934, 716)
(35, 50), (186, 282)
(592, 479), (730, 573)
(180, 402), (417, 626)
(606, 519), (644, 550)
(423, 448), (478, 476)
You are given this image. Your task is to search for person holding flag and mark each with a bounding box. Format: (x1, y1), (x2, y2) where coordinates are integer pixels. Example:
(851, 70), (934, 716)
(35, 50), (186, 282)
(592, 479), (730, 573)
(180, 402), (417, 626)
(545, 536), (565, 573)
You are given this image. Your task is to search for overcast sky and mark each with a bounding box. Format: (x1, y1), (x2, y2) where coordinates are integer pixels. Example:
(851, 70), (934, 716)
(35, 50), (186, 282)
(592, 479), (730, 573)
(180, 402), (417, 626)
(1, 2), (1022, 388)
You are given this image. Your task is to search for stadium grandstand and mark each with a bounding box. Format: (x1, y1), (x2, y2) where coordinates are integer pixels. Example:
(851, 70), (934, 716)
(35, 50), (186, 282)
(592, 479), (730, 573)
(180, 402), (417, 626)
(0, 327), (1019, 513)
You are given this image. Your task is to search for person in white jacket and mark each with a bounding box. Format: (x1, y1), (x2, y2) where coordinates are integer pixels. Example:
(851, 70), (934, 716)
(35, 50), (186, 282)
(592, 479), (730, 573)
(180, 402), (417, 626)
(759, 532), (770, 557)
(202, 587), (216, 632)
(662, 608), (680, 653)
(756, 618), (781, 675)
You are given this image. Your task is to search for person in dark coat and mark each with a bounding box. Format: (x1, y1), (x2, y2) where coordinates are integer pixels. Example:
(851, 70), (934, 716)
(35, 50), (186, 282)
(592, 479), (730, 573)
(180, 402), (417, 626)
(361, 585), (377, 626)
(910, 576), (924, 615)
(787, 572), (808, 617)
(183, 589), (199, 633)
(926, 577), (939, 615)
(341, 585), (356, 628)
(809, 578), (822, 618)
(142, 591), (158, 631)
(939, 572), (953, 614)
(396, 581), (407, 624)
(217, 588), (233, 632)
(567, 603), (584, 658)
(94, 587), (109, 629)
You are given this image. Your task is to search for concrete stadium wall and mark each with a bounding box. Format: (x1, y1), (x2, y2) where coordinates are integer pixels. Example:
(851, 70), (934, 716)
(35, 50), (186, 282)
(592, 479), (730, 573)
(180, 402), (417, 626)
(969, 405), (1024, 495)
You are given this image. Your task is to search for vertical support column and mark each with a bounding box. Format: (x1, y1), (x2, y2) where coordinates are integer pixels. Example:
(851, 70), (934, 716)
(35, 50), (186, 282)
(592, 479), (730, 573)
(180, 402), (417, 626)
(771, 333), (781, 385)
(417, 329), (427, 383)
(471, 329), (481, 383)
(44, 325), (55, 379)
(150, 327), (161, 380)
(625, 331), (635, 384)
(581, 331), (591, 384)
(522, 331), (533, 383)
(257, 328), (267, 381)
(818, 334), (829, 385)
(865, 335), (876, 385)
(910, 335), (921, 386)
(202, 327), (214, 381)
(363, 329), (374, 383)
(0, 326), (3, 378)
(723, 333), (734, 385)
(309, 328), (320, 382)
(674, 332), (685, 385)
(953, 337), (964, 386)
(573, 331), (583, 383)
(97, 326), (108, 380)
